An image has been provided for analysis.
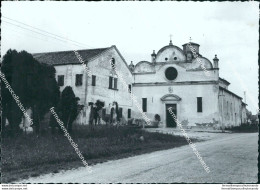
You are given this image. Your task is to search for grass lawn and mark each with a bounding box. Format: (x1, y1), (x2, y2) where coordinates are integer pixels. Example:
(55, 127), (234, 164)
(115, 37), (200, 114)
(1, 125), (199, 183)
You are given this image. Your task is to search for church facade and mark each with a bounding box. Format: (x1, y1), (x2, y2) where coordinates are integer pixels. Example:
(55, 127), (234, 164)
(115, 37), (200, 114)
(33, 40), (247, 129)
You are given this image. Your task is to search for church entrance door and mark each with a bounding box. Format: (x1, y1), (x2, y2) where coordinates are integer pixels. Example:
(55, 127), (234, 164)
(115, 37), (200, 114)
(166, 104), (177, 128)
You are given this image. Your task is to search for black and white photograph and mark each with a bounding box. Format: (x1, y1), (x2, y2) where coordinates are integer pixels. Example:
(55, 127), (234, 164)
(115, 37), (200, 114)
(0, 1), (259, 188)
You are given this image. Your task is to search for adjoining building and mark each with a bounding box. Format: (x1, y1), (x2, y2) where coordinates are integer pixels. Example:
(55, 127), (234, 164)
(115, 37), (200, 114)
(33, 40), (247, 129)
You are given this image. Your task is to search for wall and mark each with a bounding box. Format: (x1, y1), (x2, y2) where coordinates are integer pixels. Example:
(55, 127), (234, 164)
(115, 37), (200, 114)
(241, 105), (247, 124)
(132, 83), (219, 128)
(82, 47), (134, 124)
(218, 88), (244, 128)
(132, 63), (220, 128)
(55, 64), (88, 106)
(134, 62), (218, 84)
(155, 46), (186, 62)
(54, 47), (135, 125)
(219, 79), (229, 89)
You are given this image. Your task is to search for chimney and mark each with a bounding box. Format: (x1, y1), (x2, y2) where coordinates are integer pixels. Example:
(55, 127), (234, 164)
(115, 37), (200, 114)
(151, 50), (156, 63)
(213, 54), (219, 68)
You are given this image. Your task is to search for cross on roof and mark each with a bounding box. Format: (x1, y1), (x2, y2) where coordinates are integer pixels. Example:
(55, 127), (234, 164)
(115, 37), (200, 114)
(189, 37), (192, 42)
(170, 34), (172, 41)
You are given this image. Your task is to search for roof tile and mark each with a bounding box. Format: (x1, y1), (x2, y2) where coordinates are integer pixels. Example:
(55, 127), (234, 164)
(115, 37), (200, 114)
(33, 47), (110, 65)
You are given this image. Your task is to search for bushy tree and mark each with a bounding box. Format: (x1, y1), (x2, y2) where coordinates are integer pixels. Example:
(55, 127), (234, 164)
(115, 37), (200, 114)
(1, 49), (60, 135)
(1, 50), (23, 134)
(57, 86), (80, 133)
(246, 109), (252, 123)
(31, 62), (60, 134)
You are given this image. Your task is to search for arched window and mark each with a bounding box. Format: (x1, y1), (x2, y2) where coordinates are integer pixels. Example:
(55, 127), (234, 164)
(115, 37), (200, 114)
(111, 58), (115, 69)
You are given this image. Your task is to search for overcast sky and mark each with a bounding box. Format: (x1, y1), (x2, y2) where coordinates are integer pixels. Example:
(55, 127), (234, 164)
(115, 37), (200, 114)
(1, 1), (259, 114)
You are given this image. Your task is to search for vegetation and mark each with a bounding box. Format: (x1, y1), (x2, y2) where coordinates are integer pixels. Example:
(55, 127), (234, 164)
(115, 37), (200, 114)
(154, 114), (161, 122)
(225, 124), (258, 133)
(55, 86), (80, 133)
(154, 114), (161, 127)
(1, 49), (60, 136)
(1, 125), (195, 183)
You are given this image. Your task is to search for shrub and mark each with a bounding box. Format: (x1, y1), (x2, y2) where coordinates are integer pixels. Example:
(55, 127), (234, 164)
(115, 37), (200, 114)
(154, 114), (161, 121)
(225, 123), (258, 133)
(153, 114), (161, 127)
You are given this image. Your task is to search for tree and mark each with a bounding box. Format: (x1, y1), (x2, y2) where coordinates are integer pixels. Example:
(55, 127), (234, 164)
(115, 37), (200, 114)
(57, 86), (80, 133)
(94, 100), (104, 125)
(1, 49), (27, 134)
(1, 49), (60, 135)
(246, 109), (252, 124)
(31, 62), (60, 134)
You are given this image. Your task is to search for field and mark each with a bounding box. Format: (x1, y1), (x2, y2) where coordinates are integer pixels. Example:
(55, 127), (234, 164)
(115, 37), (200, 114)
(1, 125), (197, 182)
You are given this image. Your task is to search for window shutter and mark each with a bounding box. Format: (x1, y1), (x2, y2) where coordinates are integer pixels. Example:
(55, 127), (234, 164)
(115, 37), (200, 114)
(79, 74), (83, 85)
(114, 78), (118, 89)
(75, 74), (83, 86)
(128, 109), (131, 118)
(197, 97), (202, 112)
(128, 84), (131, 93)
(76, 75), (78, 86)
(109, 76), (113, 89)
(92, 75), (96, 86)
(142, 98), (147, 112)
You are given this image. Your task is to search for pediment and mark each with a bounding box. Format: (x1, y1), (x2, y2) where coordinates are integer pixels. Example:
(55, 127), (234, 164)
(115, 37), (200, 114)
(161, 94), (181, 101)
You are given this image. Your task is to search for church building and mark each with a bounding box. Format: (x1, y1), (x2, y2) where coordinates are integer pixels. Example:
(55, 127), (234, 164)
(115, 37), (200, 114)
(33, 40), (247, 129)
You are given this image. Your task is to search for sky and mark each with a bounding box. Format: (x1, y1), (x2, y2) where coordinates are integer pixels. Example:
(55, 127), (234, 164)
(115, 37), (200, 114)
(1, 1), (259, 114)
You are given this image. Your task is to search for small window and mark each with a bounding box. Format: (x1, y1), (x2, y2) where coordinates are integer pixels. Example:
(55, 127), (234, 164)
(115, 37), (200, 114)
(109, 76), (118, 90)
(231, 103), (233, 120)
(165, 58), (168, 61)
(128, 109), (131, 118)
(197, 97), (202, 112)
(174, 57), (177, 60)
(142, 98), (147, 112)
(128, 84), (131, 93)
(92, 75), (96, 86)
(227, 101), (229, 115)
(57, 75), (64, 86)
(75, 74), (83, 86)
(111, 58), (115, 69)
(187, 53), (192, 61)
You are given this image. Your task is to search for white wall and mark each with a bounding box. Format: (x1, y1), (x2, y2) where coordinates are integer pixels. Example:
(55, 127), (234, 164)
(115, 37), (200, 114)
(132, 62), (219, 128)
(132, 83), (219, 128)
(218, 88), (244, 128)
(54, 46), (135, 125)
